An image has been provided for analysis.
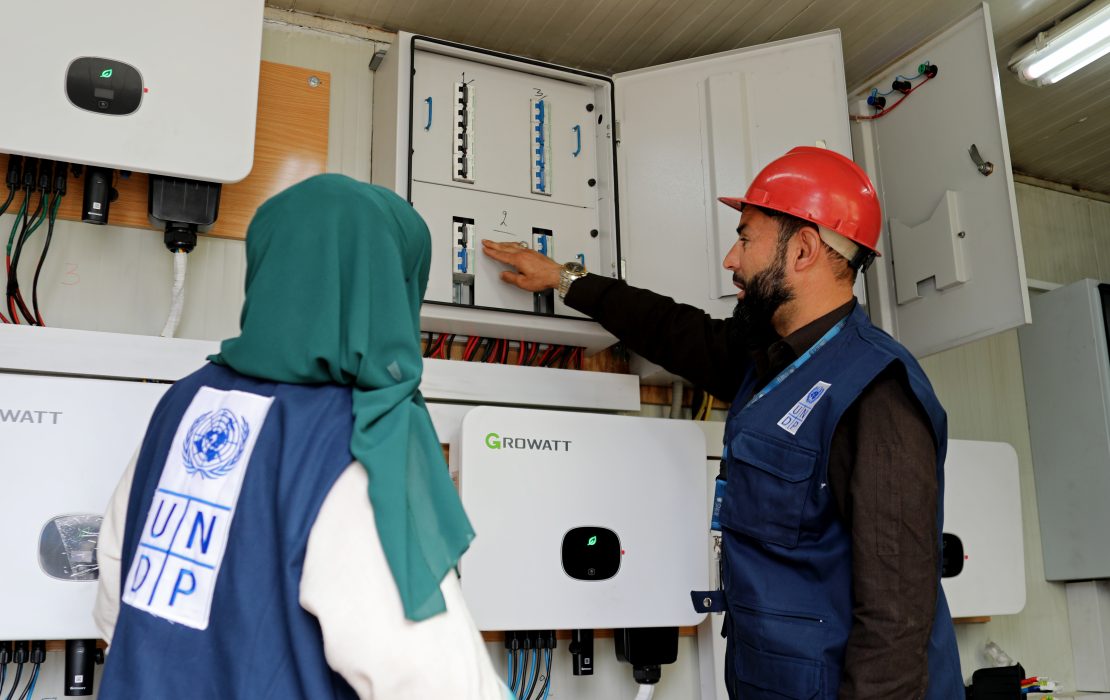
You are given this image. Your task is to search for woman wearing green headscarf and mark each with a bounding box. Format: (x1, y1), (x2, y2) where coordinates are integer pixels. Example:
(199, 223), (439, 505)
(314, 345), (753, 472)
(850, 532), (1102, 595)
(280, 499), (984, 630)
(94, 175), (509, 699)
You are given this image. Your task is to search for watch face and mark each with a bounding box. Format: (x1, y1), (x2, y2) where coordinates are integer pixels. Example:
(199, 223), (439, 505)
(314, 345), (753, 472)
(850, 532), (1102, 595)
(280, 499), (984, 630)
(565, 262), (585, 274)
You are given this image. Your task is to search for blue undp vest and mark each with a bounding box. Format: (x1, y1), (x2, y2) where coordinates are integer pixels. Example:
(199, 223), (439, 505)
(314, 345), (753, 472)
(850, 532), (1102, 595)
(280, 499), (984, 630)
(99, 363), (360, 700)
(717, 305), (962, 699)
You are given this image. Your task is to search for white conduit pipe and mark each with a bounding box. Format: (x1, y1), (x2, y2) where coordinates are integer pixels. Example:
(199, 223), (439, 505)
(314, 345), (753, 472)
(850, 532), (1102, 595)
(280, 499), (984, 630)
(160, 251), (188, 338)
(670, 379), (684, 418)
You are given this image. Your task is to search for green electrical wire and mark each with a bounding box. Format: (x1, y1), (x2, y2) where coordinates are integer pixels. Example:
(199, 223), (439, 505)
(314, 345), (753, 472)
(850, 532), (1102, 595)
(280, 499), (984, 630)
(21, 196), (49, 242)
(6, 196), (27, 256)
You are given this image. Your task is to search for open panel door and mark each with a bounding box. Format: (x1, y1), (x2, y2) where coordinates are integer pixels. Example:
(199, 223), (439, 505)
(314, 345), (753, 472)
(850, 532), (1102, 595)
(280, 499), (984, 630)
(614, 31), (852, 322)
(852, 3), (1030, 358)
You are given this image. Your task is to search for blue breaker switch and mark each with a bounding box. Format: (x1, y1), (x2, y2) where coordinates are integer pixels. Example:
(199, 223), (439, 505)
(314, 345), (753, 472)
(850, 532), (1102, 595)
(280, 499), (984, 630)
(532, 227), (554, 259)
(532, 227), (555, 315)
(452, 216), (476, 306)
(531, 97), (552, 196)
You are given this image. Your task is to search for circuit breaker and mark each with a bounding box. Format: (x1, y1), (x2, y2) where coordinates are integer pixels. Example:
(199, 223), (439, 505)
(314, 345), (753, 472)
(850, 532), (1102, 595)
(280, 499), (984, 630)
(374, 35), (619, 351)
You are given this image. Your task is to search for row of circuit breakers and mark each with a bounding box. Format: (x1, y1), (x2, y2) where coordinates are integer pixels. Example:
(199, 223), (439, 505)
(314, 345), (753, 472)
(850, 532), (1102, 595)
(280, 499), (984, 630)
(448, 83), (570, 312)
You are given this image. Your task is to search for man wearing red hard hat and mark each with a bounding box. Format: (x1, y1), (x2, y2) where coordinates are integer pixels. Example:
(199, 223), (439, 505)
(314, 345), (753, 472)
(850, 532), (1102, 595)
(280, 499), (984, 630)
(483, 146), (962, 699)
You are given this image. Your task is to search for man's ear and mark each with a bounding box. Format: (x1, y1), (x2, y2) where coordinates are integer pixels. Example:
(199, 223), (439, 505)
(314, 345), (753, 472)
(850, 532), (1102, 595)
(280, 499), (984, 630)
(792, 226), (824, 272)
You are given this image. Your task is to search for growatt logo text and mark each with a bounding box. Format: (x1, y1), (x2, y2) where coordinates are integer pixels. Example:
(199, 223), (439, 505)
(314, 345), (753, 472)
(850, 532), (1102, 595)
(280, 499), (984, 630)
(484, 432), (572, 452)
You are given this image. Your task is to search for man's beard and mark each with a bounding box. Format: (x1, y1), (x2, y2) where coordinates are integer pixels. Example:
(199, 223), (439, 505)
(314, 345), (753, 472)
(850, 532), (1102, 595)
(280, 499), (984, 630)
(730, 243), (794, 349)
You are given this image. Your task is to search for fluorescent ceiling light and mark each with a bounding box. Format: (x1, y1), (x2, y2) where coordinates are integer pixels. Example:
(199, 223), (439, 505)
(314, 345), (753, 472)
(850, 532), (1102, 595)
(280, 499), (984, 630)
(1009, 0), (1110, 86)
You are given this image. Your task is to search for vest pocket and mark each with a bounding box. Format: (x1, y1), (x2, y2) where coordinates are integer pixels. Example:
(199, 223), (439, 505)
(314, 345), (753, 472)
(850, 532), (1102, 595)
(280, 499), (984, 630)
(720, 430), (817, 548)
(734, 640), (823, 699)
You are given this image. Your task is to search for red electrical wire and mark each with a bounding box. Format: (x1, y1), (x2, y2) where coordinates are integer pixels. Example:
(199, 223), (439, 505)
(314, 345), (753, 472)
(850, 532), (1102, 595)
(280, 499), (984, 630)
(430, 333), (447, 359)
(849, 75), (934, 122)
(463, 336), (480, 361)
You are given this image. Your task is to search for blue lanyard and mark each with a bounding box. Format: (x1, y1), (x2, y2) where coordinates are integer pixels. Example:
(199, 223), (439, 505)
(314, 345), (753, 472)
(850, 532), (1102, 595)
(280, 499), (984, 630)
(743, 316), (848, 410)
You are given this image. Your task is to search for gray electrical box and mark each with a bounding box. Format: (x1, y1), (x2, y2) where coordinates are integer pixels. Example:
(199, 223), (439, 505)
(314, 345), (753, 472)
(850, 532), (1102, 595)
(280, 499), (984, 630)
(1019, 279), (1110, 580)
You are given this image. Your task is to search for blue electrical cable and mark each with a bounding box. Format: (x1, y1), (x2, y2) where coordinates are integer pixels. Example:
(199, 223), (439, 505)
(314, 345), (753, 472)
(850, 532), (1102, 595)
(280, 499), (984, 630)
(506, 650), (514, 695)
(540, 649), (552, 700)
(15, 664), (37, 700)
(512, 649), (524, 695)
(522, 649), (539, 700)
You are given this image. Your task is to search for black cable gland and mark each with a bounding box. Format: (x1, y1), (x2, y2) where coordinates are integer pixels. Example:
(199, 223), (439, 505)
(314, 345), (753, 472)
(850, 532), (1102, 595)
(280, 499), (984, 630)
(22, 158), (37, 190)
(0, 640), (11, 664)
(522, 631), (534, 650)
(164, 222), (198, 254)
(30, 640), (46, 664)
(505, 630), (521, 651)
(53, 161), (69, 196)
(925, 63), (939, 78)
(37, 161), (52, 192)
(544, 630), (556, 650)
(6, 155), (22, 189)
(14, 639), (28, 663)
(633, 665), (662, 685)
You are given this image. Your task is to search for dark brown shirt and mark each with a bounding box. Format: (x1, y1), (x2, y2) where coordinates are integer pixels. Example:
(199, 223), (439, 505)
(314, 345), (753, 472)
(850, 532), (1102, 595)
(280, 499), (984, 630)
(566, 275), (939, 699)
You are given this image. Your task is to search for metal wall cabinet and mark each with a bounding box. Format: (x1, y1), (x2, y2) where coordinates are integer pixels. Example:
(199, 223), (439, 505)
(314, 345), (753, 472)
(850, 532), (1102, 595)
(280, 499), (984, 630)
(1018, 279), (1110, 581)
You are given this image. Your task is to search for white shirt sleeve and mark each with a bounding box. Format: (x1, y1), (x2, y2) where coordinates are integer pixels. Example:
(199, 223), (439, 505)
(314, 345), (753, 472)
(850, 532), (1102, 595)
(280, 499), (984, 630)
(94, 449), (140, 644)
(300, 463), (508, 700)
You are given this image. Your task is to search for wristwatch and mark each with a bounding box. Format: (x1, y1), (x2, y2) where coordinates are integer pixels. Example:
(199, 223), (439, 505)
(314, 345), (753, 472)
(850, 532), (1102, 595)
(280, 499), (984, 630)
(558, 261), (587, 299)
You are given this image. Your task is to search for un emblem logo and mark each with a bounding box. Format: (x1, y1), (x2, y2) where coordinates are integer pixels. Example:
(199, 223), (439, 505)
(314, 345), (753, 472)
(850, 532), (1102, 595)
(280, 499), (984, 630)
(182, 409), (251, 479)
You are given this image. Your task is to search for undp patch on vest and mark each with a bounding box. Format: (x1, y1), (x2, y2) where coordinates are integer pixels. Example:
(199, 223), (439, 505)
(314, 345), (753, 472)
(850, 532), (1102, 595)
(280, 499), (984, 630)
(121, 388), (273, 630)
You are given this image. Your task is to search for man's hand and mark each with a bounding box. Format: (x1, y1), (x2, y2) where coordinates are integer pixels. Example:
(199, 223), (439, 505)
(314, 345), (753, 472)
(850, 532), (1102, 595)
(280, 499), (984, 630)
(480, 240), (563, 292)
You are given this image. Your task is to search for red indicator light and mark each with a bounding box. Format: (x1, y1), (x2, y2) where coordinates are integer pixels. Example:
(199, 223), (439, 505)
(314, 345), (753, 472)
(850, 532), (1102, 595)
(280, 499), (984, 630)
(143, 87), (149, 93)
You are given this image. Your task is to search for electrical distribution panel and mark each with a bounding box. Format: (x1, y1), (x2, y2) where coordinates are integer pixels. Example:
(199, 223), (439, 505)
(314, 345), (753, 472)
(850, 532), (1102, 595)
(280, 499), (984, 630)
(454, 406), (709, 630)
(0, 0), (264, 182)
(374, 34), (620, 351)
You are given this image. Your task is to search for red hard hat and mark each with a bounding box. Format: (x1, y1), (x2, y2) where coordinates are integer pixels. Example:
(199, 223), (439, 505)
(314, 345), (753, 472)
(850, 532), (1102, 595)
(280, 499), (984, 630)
(718, 146), (882, 255)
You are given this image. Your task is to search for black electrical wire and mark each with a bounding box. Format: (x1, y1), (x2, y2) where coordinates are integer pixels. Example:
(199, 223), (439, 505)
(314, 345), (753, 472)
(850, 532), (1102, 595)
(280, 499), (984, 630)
(517, 648), (531, 699)
(8, 190), (44, 325)
(423, 332), (435, 357)
(12, 194), (47, 325)
(15, 663), (37, 700)
(32, 193), (61, 326)
(480, 338), (497, 363)
(511, 648), (523, 695)
(521, 648), (540, 700)
(3, 663), (22, 700)
(543, 345), (566, 368)
(533, 648), (552, 700)
(0, 187), (13, 218)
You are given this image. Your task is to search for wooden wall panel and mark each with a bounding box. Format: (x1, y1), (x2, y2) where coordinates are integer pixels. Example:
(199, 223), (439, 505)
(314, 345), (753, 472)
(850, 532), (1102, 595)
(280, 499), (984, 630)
(0, 61), (328, 242)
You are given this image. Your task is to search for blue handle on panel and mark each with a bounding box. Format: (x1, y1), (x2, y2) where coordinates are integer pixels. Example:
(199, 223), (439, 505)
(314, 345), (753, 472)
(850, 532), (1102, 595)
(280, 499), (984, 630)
(424, 97), (433, 131)
(572, 124), (581, 157)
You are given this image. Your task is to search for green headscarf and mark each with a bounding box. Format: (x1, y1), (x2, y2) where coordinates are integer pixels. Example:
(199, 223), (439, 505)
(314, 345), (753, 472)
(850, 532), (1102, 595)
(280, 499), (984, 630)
(211, 174), (474, 621)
